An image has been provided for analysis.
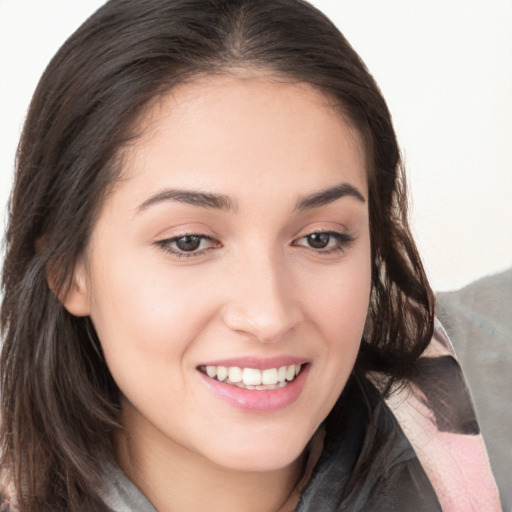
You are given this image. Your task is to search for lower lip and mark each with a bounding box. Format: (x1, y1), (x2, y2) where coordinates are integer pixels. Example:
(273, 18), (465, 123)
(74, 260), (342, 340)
(198, 365), (310, 412)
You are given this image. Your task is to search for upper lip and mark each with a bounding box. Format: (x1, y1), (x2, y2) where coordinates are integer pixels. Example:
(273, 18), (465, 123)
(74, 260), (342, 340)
(197, 356), (308, 370)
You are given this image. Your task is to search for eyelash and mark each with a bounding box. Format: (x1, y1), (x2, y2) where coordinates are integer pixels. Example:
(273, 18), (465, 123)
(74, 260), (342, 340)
(293, 231), (355, 254)
(156, 234), (219, 258)
(156, 230), (354, 258)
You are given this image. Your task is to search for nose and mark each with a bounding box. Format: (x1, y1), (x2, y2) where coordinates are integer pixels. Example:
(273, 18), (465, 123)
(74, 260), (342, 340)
(221, 250), (303, 343)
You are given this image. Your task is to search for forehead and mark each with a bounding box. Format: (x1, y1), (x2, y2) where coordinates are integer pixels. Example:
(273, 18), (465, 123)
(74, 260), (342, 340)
(117, 74), (368, 202)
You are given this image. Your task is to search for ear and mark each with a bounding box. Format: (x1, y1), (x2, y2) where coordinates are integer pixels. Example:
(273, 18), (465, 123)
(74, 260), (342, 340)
(49, 259), (91, 317)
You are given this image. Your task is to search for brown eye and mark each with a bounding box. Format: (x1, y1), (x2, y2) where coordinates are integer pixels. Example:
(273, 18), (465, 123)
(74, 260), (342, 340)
(306, 233), (331, 249)
(156, 234), (218, 258)
(293, 231), (355, 254)
(175, 235), (202, 252)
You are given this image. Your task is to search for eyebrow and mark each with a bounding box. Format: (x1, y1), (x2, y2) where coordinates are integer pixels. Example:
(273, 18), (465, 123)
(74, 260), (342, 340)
(295, 183), (366, 211)
(137, 189), (236, 213)
(137, 182), (365, 214)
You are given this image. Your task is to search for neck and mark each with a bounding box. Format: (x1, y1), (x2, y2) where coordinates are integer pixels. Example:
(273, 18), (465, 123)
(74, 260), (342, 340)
(114, 403), (306, 512)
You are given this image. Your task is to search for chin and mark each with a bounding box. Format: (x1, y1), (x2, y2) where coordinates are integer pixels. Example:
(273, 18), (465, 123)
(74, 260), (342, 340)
(204, 428), (313, 473)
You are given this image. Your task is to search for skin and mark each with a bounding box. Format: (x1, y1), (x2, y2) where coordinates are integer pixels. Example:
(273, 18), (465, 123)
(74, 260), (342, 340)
(64, 74), (372, 512)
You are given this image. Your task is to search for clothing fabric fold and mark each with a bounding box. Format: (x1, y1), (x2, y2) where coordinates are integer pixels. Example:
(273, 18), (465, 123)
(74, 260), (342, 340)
(382, 320), (501, 512)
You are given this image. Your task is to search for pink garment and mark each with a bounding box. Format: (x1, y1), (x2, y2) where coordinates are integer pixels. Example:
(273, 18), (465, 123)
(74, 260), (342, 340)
(383, 320), (502, 511)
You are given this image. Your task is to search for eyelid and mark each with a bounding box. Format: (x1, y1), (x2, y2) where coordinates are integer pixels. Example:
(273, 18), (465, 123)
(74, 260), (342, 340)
(292, 229), (355, 253)
(154, 227), (355, 259)
(155, 232), (221, 258)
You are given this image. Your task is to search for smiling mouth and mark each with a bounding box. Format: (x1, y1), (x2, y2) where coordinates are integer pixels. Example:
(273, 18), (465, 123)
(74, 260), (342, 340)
(198, 364), (304, 390)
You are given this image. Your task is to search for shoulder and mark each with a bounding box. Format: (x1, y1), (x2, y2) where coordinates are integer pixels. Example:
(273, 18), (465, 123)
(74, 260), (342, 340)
(384, 321), (502, 511)
(298, 377), (441, 512)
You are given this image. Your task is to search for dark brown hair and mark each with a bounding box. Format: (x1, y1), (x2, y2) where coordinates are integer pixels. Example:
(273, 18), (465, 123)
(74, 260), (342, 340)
(1, 0), (434, 509)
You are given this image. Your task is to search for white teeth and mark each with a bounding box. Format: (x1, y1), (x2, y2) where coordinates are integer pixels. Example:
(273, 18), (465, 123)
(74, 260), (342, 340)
(262, 368), (278, 385)
(202, 363), (303, 389)
(234, 381), (288, 391)
(216, 366), (228, 382)
(228, 367), (242, 383)
(243, 368), (262, 386)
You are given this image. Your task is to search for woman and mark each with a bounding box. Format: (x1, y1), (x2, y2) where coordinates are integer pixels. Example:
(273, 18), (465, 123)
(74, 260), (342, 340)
(0, 0), (500, 510)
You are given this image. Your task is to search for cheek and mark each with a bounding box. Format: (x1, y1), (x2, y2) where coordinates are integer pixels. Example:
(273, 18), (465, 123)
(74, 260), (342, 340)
(308, 246), (371, 342)
(294, 258), (371, 435)
(304, 239), (371, 394)
(319, 278), (370, 375)
(86, 252), (219, 374)
(85, 256), (227, 428)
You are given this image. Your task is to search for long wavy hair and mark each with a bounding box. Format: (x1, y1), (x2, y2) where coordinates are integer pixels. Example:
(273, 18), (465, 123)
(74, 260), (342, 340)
(1, 0), (434, 509)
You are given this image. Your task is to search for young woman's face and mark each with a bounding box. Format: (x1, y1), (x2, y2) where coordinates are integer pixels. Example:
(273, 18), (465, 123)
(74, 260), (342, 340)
(66, 75), (371, 473)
